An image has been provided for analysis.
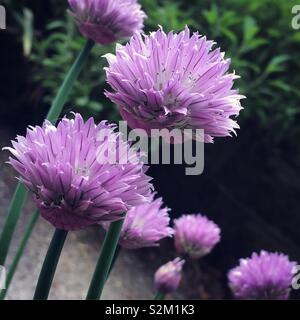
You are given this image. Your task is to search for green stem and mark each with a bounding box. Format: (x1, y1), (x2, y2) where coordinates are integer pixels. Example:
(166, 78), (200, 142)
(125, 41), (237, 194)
(86, 219), (124, 300)
(0, 38), (94, 268)
(46, 38), (94, 123)
(0, 184), (28, 266)
(0, 210), (39, 300)
(154, 292), (166, 300)
(33, 229), (68, 300)
(106, 245), (121, 281)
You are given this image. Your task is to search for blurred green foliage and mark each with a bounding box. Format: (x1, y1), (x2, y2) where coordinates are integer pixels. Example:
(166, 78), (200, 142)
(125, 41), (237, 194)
(31, 13), (118, 120)
(142, 0), (300, 148)
(7, 0), (300, 151)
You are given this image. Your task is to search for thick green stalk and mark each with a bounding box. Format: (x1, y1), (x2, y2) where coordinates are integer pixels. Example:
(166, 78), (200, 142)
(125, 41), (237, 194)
(154, 292), (166, 300)
(86, 219), (124, 300)
(0, 210), (39, 300)
(0, 39), (94, 268)
(33, 229), (68, 300)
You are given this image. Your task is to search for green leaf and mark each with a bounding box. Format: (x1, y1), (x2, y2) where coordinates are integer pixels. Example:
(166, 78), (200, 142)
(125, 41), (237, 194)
(22, 8), (33, 56)
(221, 27), (238, 44)
(203, 5), (218, 25)
(239, 38), (268, 54)
(76, 96), (89, 107)
(243, 16), (259, 42)
(89, 102), (103, 112)
(265, 55), (290, 74)
(46, 20), (65, 31)
(269, 80), (291, 92)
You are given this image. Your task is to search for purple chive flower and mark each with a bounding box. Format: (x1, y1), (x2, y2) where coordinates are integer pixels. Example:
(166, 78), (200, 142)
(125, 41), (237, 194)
(174, 214), (221, 259)
(228, 251), (296, 300)
(154, 258), (185, 294)
(105, 27), (244, 143)
(102, 194), (173, 249)
(4, 113), (153, 230)
(68, 0), (146, 45)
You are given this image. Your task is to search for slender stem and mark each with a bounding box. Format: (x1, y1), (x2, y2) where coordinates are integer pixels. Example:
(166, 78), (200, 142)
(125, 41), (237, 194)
(106, 245), (121, 281)
(0, 39), (94, 269)
(86, 219), (124, 300)
(0, 184), (28, 266)
(0, 210), (39, 300)
(46, 38), (94, 123)
(154, 292), (166, 300)
(33, 229), (68, 300)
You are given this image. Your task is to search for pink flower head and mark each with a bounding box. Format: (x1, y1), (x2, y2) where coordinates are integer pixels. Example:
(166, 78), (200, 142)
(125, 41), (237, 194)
(228, 251), (296, 300)
(154, 258), (185, 294)
(102, 194), (173, 249)
(4, 113), (153, 230)
(105, 27), (244, 143)
(174, 214), (221, 259)
(68, 0), (146, 45)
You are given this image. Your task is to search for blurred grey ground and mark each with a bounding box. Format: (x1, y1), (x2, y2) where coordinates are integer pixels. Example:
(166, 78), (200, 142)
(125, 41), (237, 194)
(5, 221), (156, 300)
(0, 127), (224, 300)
